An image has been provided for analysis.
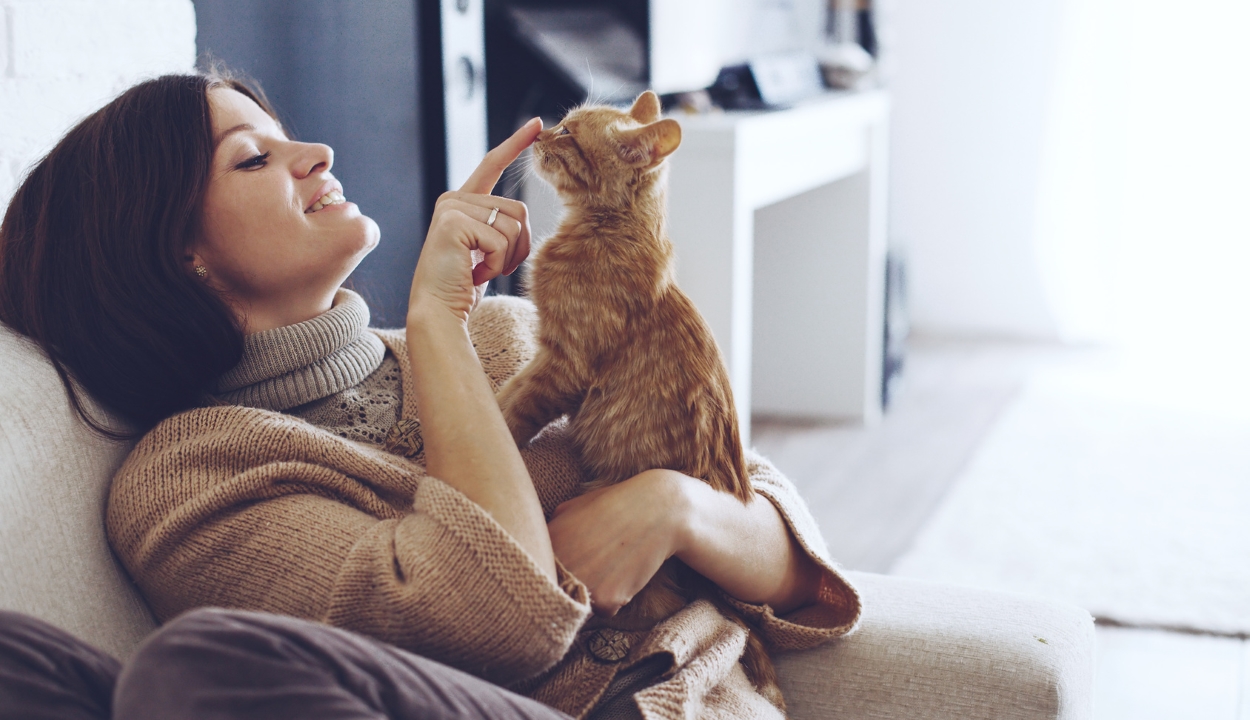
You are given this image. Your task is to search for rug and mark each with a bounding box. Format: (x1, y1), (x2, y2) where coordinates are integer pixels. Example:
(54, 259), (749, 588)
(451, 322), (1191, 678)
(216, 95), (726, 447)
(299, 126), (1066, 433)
(890, 360), (1250, 636)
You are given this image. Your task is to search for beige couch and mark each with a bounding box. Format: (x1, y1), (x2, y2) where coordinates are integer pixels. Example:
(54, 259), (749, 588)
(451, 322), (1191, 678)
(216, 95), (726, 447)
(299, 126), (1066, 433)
(0, 323), (1095, 718)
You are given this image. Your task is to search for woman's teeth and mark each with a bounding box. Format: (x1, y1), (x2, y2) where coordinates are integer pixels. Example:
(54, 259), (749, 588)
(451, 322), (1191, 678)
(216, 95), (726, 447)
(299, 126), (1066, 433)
(307, 190), (346, 213)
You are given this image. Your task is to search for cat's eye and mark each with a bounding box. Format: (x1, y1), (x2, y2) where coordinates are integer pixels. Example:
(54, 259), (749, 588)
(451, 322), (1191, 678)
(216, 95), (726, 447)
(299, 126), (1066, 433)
(556, 126), (570, 136)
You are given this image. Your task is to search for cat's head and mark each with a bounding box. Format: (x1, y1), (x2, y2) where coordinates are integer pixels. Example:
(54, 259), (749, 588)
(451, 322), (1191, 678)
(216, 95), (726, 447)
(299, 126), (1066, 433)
(531, 90), (681, 205)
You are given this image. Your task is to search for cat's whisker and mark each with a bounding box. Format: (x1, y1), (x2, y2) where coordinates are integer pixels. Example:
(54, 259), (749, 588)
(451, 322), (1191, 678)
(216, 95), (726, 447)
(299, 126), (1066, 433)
(607, 80), (630, 107)
(502, 174), (528, 198)
(584, 57), (595, 105)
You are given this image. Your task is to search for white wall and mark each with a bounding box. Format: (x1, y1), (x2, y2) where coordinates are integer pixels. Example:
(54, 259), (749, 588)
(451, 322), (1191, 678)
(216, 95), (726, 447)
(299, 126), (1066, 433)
(0, 0), (196, 211)
(889, 1), (1065, 339)
(650, 0), (827, 94)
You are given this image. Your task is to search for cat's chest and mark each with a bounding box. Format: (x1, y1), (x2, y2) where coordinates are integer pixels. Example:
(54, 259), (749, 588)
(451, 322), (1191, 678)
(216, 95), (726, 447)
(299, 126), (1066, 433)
(528, 260), (638, 350)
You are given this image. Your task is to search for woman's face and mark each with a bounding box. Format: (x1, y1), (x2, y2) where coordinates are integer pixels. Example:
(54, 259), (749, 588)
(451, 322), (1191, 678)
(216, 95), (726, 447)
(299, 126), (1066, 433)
(191, 87), (380, 333)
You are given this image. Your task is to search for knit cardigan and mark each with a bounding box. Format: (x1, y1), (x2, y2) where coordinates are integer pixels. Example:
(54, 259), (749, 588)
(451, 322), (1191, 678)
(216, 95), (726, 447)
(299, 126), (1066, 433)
(106, 296), (862, 719)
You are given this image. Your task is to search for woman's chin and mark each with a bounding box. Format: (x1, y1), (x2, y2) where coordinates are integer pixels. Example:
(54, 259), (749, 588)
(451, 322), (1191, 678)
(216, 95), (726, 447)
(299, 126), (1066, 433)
(363, 217), (381, 251)
(344, 215), (381, 256)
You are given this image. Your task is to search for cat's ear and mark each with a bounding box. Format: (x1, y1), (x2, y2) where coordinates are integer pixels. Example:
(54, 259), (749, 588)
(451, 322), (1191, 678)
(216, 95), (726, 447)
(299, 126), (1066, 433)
(617, 118), (682, 167)
(629, 90), (662, 123)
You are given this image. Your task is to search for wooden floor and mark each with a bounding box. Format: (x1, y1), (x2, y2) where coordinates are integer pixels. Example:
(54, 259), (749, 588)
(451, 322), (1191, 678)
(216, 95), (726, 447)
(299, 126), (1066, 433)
(750, 335), (1051, 573)
(1095, 626), (1249, 720)
(751, 337), (1249, 719)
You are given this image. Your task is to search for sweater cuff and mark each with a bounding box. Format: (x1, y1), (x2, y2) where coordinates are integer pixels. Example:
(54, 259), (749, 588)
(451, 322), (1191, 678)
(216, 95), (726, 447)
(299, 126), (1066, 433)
(730, 451), (862, 650)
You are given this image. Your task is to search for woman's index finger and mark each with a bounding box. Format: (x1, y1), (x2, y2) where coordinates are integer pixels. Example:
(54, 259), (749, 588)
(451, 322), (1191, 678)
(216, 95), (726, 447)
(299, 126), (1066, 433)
(458, 117), (543, 195)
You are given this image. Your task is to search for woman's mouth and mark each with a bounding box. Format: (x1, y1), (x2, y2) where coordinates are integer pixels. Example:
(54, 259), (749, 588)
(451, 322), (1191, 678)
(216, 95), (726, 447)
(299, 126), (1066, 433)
(306, 190), (347, 213)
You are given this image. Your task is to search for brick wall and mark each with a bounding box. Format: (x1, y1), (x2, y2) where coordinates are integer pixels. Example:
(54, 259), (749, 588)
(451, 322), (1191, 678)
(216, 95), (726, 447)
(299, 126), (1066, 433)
(0, 0), (196, 210)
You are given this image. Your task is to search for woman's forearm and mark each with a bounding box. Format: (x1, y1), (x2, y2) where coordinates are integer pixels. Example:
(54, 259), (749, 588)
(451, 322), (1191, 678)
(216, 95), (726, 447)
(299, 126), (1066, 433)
(673, 474), (823, 614)
(406, 310), (557, 582)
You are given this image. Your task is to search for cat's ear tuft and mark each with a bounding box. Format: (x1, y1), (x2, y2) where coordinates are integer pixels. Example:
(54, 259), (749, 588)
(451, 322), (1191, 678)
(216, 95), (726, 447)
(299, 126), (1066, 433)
(618, 118), (682, 167)
(629, 90), (662, 124)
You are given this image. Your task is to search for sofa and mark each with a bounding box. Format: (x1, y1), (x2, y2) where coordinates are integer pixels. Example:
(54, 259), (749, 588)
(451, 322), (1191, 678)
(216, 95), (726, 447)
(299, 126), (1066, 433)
(0, 322), (1095, 719)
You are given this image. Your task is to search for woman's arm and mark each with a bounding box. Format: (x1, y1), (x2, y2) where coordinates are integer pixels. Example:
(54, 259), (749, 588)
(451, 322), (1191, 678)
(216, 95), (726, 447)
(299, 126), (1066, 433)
(406, 314), (555, 581)
(405, 118), (557, 582)
(548, 468), (824, 616)
(672, 472), (824, 613)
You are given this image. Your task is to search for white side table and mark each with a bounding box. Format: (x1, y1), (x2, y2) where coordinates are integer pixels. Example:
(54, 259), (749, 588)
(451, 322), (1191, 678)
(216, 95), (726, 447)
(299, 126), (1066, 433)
(665, 90), (891, 441)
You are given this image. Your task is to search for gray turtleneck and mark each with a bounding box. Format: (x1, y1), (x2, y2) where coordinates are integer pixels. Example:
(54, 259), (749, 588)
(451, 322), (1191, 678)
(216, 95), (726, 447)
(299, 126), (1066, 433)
(210, 288), (402, 448)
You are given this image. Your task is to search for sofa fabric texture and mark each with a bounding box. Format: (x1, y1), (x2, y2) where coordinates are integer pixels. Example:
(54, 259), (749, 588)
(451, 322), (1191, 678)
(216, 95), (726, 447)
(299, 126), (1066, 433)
(776, 572), (1095, 720)
(0, 325), (154, 660)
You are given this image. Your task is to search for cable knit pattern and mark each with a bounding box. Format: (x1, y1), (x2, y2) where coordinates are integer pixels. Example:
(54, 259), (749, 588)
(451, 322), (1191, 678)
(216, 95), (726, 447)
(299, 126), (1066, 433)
(106, 294), (861, 720)
(211, 288), (386, 411)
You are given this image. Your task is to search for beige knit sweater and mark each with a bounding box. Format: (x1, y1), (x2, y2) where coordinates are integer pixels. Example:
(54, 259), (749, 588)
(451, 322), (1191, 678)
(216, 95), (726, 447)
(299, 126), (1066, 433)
(106, 295), (861, 719)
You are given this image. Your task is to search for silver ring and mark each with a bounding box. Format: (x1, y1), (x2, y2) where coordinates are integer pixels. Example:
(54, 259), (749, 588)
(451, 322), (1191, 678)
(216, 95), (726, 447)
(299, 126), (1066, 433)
(486, 207), (500, 227)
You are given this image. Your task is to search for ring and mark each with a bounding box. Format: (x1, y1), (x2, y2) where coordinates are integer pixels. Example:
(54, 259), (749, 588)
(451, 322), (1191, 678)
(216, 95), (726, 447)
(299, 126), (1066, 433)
(486, 207), (500, 227)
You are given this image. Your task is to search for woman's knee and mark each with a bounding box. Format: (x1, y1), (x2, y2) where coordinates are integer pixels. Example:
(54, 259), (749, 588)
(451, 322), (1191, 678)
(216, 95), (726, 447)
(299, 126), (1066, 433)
(115, 608), (344, 720)
(123, 607), (314, 682)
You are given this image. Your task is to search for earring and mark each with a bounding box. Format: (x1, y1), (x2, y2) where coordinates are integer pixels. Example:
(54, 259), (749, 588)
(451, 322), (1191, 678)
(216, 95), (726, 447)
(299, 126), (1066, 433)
(194, 265), (208, 279)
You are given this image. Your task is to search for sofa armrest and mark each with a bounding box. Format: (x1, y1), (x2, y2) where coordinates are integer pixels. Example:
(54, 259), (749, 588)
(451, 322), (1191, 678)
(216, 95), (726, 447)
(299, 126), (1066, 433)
(775, 571), (1094, 720)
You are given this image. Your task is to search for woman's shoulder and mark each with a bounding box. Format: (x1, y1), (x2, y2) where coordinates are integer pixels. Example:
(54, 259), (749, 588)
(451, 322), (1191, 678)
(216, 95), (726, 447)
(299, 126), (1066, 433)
(106, 405), (291, 556)
(124, 404), (295, 456)
(110, 404), (412, 505)
(107, 403), (420, 550)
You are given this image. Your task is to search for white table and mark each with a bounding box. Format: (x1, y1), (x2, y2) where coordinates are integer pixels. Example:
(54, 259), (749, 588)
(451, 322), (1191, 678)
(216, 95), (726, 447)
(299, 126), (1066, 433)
(665, 90), (891, 441)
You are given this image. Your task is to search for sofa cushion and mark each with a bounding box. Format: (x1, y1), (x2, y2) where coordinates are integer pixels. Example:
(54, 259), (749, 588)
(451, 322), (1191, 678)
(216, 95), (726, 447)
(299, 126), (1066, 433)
(0, 324), (156, 659)
(775, 571), (1095, 720)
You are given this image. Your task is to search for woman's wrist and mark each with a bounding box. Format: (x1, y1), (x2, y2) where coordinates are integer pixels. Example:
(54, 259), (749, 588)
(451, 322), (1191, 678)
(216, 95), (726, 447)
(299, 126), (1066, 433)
(406, 296), (467, 332)
(656, 470), (699, 561)
(667, 471), (823, 613)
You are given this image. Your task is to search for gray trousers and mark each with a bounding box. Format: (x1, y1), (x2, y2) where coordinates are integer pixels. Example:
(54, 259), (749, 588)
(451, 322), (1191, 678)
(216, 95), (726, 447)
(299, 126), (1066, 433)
(0, 608), (572, 720)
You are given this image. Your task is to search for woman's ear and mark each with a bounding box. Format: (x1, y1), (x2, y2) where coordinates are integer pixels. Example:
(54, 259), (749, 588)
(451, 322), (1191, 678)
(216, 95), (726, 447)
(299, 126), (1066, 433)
(617, 118), (682, 168)
(184, 250), (207, 278)
(629, 90), (662, 124)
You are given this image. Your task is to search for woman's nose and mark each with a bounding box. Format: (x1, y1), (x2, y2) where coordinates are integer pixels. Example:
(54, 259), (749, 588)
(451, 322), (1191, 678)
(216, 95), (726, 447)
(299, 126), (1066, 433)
(296, 142), (334, 177)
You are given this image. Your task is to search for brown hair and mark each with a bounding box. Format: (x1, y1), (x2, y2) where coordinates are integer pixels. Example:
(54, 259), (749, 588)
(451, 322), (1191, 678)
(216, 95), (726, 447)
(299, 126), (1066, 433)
(0, 72), (277, 440)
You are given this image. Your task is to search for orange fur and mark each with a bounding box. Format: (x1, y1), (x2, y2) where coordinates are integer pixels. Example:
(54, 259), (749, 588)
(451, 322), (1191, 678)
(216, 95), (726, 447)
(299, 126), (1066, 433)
(496, 91), (785, 711)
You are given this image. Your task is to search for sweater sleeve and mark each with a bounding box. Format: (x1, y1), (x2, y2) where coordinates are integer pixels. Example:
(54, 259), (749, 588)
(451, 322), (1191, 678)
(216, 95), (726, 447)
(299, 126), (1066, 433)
(321, 466), (591, 683)
(719, 450), (862, 650)
(107, 410), (590, 688)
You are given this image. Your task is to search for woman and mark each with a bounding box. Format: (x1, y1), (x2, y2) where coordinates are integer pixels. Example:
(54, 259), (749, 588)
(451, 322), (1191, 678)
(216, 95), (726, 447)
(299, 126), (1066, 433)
(0, 72), (859, 718)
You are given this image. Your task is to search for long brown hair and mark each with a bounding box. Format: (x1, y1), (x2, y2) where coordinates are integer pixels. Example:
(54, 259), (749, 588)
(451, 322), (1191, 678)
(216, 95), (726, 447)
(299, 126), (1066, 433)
(0, 72), (276, 440)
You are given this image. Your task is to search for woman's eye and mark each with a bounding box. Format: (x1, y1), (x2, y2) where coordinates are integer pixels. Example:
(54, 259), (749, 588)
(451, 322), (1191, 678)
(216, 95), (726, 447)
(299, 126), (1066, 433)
(236, 152), (271, 170)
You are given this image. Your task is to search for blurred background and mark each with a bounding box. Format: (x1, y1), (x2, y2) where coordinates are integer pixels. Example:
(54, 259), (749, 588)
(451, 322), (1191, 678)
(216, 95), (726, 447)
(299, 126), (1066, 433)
(1, 0), (1247, 716)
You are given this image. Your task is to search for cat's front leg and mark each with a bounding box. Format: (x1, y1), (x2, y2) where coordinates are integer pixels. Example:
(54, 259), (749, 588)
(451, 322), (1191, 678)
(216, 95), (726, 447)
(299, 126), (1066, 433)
(496, 350), (580, 447)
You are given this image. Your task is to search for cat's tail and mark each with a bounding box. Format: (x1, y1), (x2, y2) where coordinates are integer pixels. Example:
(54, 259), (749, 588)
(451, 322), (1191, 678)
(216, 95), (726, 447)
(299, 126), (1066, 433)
(741, 629), (786, 711)
(706, 583), (786, 712)
(711, 396), (752, 503)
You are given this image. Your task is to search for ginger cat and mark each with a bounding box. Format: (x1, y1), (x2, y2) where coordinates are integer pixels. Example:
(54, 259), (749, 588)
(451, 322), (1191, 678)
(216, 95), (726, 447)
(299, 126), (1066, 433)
(496, 91), (783, 710)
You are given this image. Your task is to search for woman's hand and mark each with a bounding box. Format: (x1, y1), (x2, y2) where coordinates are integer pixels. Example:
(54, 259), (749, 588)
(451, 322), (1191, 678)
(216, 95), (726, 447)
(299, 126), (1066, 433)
(548, 470), (691, 617)
(407, 118), (540, 325)
(550, 469), (825, 617)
